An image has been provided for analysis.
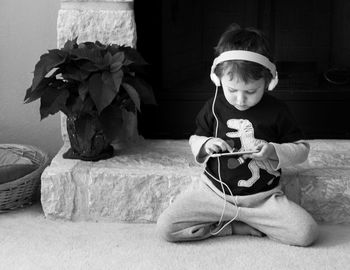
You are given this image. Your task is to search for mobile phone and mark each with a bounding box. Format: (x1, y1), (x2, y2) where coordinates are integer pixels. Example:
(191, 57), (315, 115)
(210, 150), (258, 157)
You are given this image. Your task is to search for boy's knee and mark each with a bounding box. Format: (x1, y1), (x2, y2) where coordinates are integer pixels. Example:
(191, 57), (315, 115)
(291, 219), (319, 247)
(156, 214), (177, 242)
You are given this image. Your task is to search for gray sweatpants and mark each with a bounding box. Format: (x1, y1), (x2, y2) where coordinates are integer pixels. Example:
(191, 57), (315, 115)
(157, 179), (319, 246)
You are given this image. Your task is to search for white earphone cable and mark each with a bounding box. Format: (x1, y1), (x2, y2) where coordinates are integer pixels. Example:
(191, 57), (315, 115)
(208, 86), (240, 236)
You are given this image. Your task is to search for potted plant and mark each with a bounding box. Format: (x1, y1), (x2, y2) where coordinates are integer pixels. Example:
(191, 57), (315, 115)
(24, 38), (156, 161)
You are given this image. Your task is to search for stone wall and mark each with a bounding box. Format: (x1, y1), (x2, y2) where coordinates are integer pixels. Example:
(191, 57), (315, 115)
(41, 139), (350, 223)
(57, 0), (139, 144)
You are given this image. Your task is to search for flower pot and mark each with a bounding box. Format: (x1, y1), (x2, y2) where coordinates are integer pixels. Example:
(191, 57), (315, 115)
(62, 114), (114, 161)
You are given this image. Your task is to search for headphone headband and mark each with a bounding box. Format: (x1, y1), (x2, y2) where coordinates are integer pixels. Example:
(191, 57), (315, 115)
(210, 50), (278, 90)
(211, 50), (276, 78)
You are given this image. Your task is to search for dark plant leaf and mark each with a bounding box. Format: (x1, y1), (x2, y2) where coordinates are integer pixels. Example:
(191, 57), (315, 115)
(103, 52), (113, 65)
(89, 73), (118, 114)
(31, 50), (67, 90)
(126, 77), (157, 105)
(62, 37), (78, 51)
(80, 96), (95, 115)
(122, 83), (141, 112)
(68, 94), (84, 114)
(48, 49), (67, 58)
(102, 71), (115, 87)
(95, 40), (107, 49)
(102, 72), (118, 107)
(94, 51), (112, 70)
(24, 86), (34, 103)
(40, 87), (70, 119)
(62, 63), (91, 82)
(123, 99), (136, 112)
(88, 73), (103, 113)
(67, 94), (95, 116)
(112, 69), (123, 94)
(120, 46), (148, 66)
(79, 41), (97, 49)
(78, 82), (89, 101)
(76, 59), (99, 73)
(110, 52), (125, 73)
(44, 67), (62, 79)
(113, 90), (135, 112)
(71, 47), (103, 63)
(102, 71), (117, 94)
(24, 77), (57, 103)
(107, 44), (121, 55)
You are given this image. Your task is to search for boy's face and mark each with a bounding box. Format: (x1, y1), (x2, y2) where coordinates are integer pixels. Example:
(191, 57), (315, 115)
(220, 73), (266, 111)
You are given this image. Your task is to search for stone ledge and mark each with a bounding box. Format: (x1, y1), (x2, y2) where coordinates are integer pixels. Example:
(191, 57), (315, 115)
(61, 1), (133, 11)
(41, 140), (201, 222)
(41, 139), (350, 223)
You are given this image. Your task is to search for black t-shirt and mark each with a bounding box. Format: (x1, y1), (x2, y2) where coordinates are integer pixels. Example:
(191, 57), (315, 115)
(195, 92), (304, 195)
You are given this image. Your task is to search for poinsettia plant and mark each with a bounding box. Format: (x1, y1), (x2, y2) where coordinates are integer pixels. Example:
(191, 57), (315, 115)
(24, 39), (155, 160)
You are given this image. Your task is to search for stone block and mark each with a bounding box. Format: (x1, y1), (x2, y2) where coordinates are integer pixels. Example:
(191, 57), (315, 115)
(41, 140), (202, 222)
(41, 139), (350, 223)
(281, 140), (350, 223)
(299, 168), (350, 224)
(57, 9), (136, 48)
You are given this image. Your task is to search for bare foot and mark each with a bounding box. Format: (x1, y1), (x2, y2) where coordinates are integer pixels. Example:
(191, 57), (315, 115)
(231, 221), (264, 237)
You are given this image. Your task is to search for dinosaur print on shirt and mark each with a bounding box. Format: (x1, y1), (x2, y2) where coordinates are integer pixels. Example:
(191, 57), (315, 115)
(226, 119), (280, 187)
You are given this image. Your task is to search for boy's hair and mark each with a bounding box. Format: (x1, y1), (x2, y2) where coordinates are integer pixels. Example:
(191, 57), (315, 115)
(214, 23), (273, 86)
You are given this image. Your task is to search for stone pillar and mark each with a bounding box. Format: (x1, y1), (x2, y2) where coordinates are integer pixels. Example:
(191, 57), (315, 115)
(57, 0), (140, 145)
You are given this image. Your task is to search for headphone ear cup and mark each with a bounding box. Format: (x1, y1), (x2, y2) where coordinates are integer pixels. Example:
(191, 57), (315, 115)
(267, 71), (279, 91)
(210, 73), (221, 87)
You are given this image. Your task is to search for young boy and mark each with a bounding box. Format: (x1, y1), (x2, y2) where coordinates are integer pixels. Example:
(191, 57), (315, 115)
(157, 24), (319, 246)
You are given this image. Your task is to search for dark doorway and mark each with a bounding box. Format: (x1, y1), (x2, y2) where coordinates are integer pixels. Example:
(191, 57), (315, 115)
(134, 0), (350, 139)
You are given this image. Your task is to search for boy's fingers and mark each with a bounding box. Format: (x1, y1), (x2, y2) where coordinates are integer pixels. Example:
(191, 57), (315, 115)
(242, 154), (252, 159)
(211, 145), (220, 153)
(212, 140), (227, 152)
(250, 150), (266, 160)
(205, 147), (213, 155)
(216, 141), (233, 152)
(244, 147), (263, 160)
(222, 141), (234, 152)
(254, 144), (265, 152)
(209, 139), (233, 153)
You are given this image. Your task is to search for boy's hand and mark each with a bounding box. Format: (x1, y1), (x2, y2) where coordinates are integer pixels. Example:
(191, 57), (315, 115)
(204, 138), (234, 155)
(243, 143), (278, 161)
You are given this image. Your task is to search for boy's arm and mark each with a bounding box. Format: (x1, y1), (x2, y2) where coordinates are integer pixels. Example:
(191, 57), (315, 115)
(189, 135), (213, 164)
(269, 140), (310, 170)
(189, 99), (216, 164)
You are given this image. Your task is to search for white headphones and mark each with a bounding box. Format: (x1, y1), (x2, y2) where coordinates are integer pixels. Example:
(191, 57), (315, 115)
(210, 50), (279, 91)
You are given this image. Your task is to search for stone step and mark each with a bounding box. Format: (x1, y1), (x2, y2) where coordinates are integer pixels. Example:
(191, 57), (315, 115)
(41, 139), (350, 224)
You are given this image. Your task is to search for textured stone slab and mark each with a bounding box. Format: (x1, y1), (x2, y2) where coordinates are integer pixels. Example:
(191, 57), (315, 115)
(41, 140), (201, 222)
(299, 168), (350, 224)
(296, 140), (350, 170)
(57, 7), (136, 49)
(61, 1), (133, 11)
(282, 140), (350, 223)
(41, 139), (350, 223)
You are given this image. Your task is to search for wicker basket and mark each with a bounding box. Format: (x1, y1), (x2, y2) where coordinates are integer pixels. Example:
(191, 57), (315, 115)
(0, 144), (50, 212)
